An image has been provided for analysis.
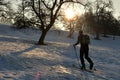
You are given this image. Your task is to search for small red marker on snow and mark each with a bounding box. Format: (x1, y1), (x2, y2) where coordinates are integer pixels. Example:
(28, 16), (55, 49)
(35, 72), (41, 80)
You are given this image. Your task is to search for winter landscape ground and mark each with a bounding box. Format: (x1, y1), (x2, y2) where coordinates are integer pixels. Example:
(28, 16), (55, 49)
(0, 24), (120, 80)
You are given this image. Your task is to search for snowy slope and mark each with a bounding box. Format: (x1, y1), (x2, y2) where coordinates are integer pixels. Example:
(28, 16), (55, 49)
(0, 24), (120, 80)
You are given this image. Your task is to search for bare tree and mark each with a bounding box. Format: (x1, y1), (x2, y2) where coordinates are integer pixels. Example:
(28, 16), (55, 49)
(0, 0), (11, 23)
(30, 0), (86, 45)
(93, 0), (113, 39)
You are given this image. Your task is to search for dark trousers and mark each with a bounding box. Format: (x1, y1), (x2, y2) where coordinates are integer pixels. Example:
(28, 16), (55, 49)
(80, 46), (93, 67)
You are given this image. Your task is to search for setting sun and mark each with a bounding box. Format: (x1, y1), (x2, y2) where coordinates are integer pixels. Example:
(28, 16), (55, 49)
(65, 8), (75, 20)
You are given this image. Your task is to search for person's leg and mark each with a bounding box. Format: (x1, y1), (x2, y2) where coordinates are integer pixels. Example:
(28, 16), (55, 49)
(85, 48), (94, 70)
(80, 49), (85, 70)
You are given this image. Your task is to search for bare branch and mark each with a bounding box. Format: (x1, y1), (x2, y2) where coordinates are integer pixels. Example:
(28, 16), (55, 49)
(41, 0), (51, 10)
(31, 0), (44, 30)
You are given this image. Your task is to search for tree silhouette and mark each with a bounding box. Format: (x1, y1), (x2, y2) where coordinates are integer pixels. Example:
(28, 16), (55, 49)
(30, 0), (86, 45)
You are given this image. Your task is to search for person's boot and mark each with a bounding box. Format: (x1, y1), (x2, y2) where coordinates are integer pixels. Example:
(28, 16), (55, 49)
(89, 63), (94, 70)
(80, 66), (86, 70)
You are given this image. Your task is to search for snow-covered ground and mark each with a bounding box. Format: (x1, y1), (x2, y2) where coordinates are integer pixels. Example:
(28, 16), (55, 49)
(0, 24), (120, 80)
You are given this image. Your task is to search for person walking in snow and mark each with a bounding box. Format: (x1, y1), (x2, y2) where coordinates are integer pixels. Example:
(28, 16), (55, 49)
(73, 30), (94, 70)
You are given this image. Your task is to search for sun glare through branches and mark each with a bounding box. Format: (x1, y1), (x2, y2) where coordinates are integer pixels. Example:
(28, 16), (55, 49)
(65, 8), (76, 20)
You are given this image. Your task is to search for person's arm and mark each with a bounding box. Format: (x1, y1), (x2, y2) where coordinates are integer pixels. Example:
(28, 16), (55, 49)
(73, 35), (80, 46)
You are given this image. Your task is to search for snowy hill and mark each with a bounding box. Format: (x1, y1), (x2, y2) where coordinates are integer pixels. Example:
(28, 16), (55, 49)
(0, 24), (120, 80)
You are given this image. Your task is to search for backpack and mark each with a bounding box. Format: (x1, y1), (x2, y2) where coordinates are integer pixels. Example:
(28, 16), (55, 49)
(81, 34), (90, 44)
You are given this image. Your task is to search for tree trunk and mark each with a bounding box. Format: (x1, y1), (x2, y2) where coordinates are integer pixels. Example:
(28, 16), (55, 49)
(68, 23), (74, 38)
(68, 28), (74, 38)
(95, 30), (100, 40)
(37, 20), (54, 45)
(103, 29), (108, 37)
(113, 34), (115, 40)
(38, 30), (48, 45)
